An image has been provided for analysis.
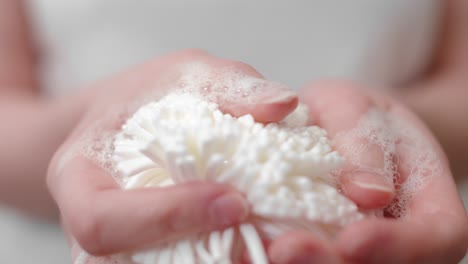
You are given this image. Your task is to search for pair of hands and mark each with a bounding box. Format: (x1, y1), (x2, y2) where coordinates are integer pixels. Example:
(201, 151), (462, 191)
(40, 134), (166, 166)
(47, 50), (468, 263)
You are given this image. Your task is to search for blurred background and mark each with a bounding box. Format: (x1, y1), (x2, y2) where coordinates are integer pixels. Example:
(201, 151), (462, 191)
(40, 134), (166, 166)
(1, 0), (466, 263)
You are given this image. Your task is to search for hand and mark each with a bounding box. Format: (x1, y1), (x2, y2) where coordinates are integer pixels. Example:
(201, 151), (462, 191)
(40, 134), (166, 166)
(268, 81), (468, 264)
(46, 50), (299, 262)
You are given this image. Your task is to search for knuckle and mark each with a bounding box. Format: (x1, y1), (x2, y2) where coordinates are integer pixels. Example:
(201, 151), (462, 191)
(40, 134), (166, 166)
(160, 206), (192, 234)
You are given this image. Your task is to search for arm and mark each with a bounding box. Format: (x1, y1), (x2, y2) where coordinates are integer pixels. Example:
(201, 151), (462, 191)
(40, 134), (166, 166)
(0, 0), (84, 219)
(400, 0), (468, 178)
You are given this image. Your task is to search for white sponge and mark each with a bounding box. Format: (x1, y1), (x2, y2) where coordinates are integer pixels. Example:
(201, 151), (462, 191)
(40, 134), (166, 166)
(112, 92), (363, 264)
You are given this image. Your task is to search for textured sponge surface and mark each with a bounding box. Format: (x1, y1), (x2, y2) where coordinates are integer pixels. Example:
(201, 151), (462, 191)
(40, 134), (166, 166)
(111, 93), (362, 264)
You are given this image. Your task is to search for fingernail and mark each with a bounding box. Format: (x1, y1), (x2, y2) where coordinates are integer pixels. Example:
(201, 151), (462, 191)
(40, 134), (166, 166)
(349, 171), (393, 193)
(260, 89), (298, 104)
(263, 90), (298, 104)
(210, 192), (249, 227)
(351, 181), (393, 192)
(249, 80), (297, 104)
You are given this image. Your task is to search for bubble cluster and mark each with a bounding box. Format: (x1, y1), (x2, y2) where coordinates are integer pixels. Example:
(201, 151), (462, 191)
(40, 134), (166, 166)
(333, 109), (398, 185)
(333, 108), (440, 217)
(57, 114), (123, 181)
(176, 62), (292, 109)
(385, 111), (441, 217)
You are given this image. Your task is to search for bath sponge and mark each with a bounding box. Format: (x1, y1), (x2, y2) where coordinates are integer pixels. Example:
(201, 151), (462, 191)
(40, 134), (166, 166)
(112, 92), (363, 264)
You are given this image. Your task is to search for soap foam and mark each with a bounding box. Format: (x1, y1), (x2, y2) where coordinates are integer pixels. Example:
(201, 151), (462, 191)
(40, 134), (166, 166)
(65, 61), (288, 179)
(333, 109), (398, 185)
(384, 111), (441, 218)
(332, 108), (441, 217)
(58, 108), (129, 182)
(64, 61), (440, 223)
(175, 62), (290, 109)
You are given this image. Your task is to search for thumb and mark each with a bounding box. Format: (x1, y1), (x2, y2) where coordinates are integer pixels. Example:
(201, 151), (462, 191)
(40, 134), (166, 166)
(219, 78), (298, 123)
(299, 81), (395, 209)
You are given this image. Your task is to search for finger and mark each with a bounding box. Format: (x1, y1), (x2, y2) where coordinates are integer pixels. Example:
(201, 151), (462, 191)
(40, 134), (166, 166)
(299, 81), (394, 209)
(336, 215), (468, 264)
(225, 89), (298, 123)
(212, 61), (298, 122)
(268, 231), (340, 264)
(48, 157), (249, 256)
(172, 55), (299, 123)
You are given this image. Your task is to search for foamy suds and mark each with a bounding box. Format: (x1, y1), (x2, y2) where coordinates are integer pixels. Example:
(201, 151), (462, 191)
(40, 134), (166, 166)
(175, 62), (291, 108)
(74, 252), (89, 264)
(384, 111), (442, 217)
(60, 62), (286, 181)
(333, 108), (441, 217)
(57, 119), (122, 182)
(333, 109), (398, 185)
(279, 103), (310, 127)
